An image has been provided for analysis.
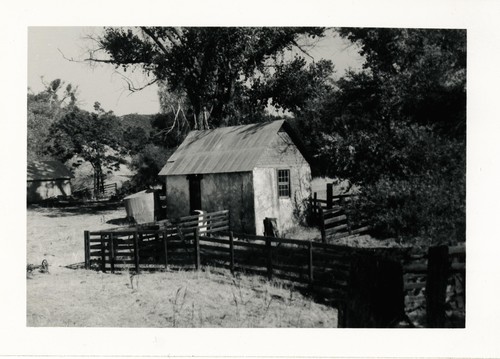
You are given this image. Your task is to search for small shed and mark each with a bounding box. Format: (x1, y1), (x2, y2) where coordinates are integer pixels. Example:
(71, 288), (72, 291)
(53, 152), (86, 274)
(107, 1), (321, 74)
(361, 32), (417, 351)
(158, 120), (312, 235)
(27, 160), (73, 203)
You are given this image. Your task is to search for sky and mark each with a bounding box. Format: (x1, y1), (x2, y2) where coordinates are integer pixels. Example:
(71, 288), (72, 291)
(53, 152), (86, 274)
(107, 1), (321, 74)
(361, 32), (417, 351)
(28, 27), (364, 116)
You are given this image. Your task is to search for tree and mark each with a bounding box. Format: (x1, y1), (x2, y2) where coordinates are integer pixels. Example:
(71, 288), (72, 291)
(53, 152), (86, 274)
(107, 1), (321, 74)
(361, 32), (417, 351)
(90, 27), (325, 128)
(337, 28), (466, 140)
(256, 57), (336, 173)
(46, 104), (124, 197)
(129, 144), (172, 190)
(123, 125), (149, 154)
(316, 28), (466, 243)
(27, 79), (78, 160)
(256, 57), (335, 115)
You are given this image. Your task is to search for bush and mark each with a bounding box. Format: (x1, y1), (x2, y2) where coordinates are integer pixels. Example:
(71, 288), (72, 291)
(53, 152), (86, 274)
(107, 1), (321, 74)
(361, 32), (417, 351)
(350, 173), (465, 245)
(130, 144), (172, 190)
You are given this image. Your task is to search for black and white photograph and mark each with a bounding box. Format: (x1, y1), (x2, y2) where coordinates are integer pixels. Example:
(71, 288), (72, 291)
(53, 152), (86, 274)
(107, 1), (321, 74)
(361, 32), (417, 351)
(3, 0), (500, 357)
(26, 25), (466, 329)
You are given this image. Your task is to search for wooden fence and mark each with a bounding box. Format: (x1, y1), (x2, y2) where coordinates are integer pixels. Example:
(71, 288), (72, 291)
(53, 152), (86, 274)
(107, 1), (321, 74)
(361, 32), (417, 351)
(310, 192), (356, 219)
(100, 182), (118, 198)
(402, 244), (465, 327)
(84, 209), (465, 327)
(198, 232), (356, 301)
(310, 183), (369, 242)
(73, 182), (118, 200)
(84, 210), (230, 273)
(319, 206), (370, 243)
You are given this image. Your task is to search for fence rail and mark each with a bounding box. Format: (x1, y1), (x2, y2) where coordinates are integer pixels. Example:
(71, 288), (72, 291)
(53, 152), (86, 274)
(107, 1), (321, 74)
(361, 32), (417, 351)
(402, 244), (465, 327)
(318, 205), (369, 242)
(101, 183), (118, 197)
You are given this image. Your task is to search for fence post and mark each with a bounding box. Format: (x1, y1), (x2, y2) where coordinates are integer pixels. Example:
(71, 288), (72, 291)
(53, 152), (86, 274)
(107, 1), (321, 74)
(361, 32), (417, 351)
(229, 231), (235, 275)
(326, 183), (333, 209)
(100, 234), (106, 272)
(109, 234), (115, 273)
(266, 237), (273, 280)
(263, 217), (278, 237)
(319, 207), (326, 243)
(194, 229), (200, 270)
(308, 240), (314, 288)
(313, 192), (318, 223)
(342, 254), (405, 327)
(426, 245), (449, 328)
(133, 231), (140, 274)
(84, 231), (90, 270)
(341, 197), (352, 235)
(163, 230), (169, 269)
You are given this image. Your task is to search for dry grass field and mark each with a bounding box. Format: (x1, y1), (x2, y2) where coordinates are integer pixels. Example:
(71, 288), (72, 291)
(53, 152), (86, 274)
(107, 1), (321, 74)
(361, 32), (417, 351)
(26, 206), (338, 327)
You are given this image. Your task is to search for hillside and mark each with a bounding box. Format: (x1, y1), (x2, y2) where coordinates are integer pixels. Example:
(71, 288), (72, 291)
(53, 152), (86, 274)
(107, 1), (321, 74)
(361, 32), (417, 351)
(119, 113), (155, 133)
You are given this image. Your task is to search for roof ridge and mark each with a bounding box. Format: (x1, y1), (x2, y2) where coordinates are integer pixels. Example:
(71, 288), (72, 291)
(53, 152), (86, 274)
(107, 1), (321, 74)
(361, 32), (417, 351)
(159, 120), (289, 176)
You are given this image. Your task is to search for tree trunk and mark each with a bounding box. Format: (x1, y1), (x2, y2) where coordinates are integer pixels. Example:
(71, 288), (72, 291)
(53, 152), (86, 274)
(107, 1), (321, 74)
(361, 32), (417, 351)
(100, 170), (105, 195)
(92, 162), (103, 199)
(95, 167), (101, 199)
(92, 165), (98, 199)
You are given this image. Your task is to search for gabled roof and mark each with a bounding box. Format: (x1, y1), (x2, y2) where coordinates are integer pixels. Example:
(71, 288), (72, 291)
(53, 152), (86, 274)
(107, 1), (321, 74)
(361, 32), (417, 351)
(27, 160), (73, 181)
(159, 120), (308, 176)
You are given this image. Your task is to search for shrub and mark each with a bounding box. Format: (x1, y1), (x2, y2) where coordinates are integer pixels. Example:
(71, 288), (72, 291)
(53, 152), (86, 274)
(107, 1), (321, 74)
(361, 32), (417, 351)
(350, 173), (465, 245)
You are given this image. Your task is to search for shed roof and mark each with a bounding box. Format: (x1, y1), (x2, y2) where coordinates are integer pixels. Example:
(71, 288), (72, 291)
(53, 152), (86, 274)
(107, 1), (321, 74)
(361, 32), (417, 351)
(159, 120), (307, 176)
(27, 160), (73, 181)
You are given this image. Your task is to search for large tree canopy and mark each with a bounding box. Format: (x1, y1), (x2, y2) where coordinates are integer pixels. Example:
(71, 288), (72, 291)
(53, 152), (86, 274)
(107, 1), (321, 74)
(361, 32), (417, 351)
(337, 28), (466, 139)
(27, 79), (78, 161)
(313, 28), (466, 243)
(92, 27), (327, 128)
(46, 104), (124, 196)
(319, 28), (466, 182)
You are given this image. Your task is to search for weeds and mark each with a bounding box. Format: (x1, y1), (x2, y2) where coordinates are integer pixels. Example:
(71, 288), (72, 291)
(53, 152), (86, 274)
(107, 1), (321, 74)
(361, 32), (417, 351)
(230, 283), (240, 320)
(263, 293), (274, 318)
(172, 286), (188, 327)
(129, 272), (139, 291)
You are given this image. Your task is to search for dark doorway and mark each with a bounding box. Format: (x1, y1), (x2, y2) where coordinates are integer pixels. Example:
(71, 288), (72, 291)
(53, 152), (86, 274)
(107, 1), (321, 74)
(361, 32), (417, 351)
(187, 174), (203, 212)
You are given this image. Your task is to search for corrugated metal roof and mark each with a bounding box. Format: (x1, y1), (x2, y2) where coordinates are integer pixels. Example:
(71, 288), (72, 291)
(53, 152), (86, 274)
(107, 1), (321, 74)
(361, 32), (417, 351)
(159, 120), (286, 176)
(27, 160), (73, 181)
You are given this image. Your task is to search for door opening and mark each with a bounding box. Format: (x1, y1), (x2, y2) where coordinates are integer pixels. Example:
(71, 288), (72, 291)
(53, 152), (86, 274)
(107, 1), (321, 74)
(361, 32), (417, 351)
(187, 174), (203, 212)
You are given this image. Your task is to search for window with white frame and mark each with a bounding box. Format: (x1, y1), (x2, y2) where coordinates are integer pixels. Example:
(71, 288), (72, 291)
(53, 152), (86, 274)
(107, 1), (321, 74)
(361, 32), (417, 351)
(278, 169), (290, 198)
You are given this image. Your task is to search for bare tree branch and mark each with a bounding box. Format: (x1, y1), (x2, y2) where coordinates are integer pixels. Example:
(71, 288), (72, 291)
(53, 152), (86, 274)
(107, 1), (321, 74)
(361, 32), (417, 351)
(291, 40), (316, 62)
(58, 48), (85, 63)
(114, 72), (159, 93)
(140, 27), (171, 55)
(59, 48), (119, 65)
(164, 27), (183, 46)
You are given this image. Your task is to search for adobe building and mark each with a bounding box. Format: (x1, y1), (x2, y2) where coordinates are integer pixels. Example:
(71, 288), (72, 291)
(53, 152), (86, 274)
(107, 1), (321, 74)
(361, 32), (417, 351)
(27, 160), (73, 203)
(159, 120), (312, 235)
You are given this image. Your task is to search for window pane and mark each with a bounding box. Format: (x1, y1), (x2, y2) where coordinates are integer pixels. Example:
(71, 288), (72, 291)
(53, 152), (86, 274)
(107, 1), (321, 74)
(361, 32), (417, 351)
(278, 169), (290, 197)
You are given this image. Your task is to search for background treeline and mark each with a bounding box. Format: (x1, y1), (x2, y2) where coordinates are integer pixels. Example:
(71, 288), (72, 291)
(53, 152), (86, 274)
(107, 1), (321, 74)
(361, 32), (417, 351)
(27, 27), (465, 245)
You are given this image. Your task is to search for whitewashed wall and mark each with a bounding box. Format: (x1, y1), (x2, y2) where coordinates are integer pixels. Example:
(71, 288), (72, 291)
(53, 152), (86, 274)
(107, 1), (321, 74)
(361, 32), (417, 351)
(253, 131), (312, 235)
(27, 179), (72, 203)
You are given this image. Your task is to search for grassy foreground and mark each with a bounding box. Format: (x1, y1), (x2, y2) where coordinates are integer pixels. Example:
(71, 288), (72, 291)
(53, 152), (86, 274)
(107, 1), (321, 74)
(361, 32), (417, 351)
(27, 206), (337, 327)
(27, 267), (337, 327)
